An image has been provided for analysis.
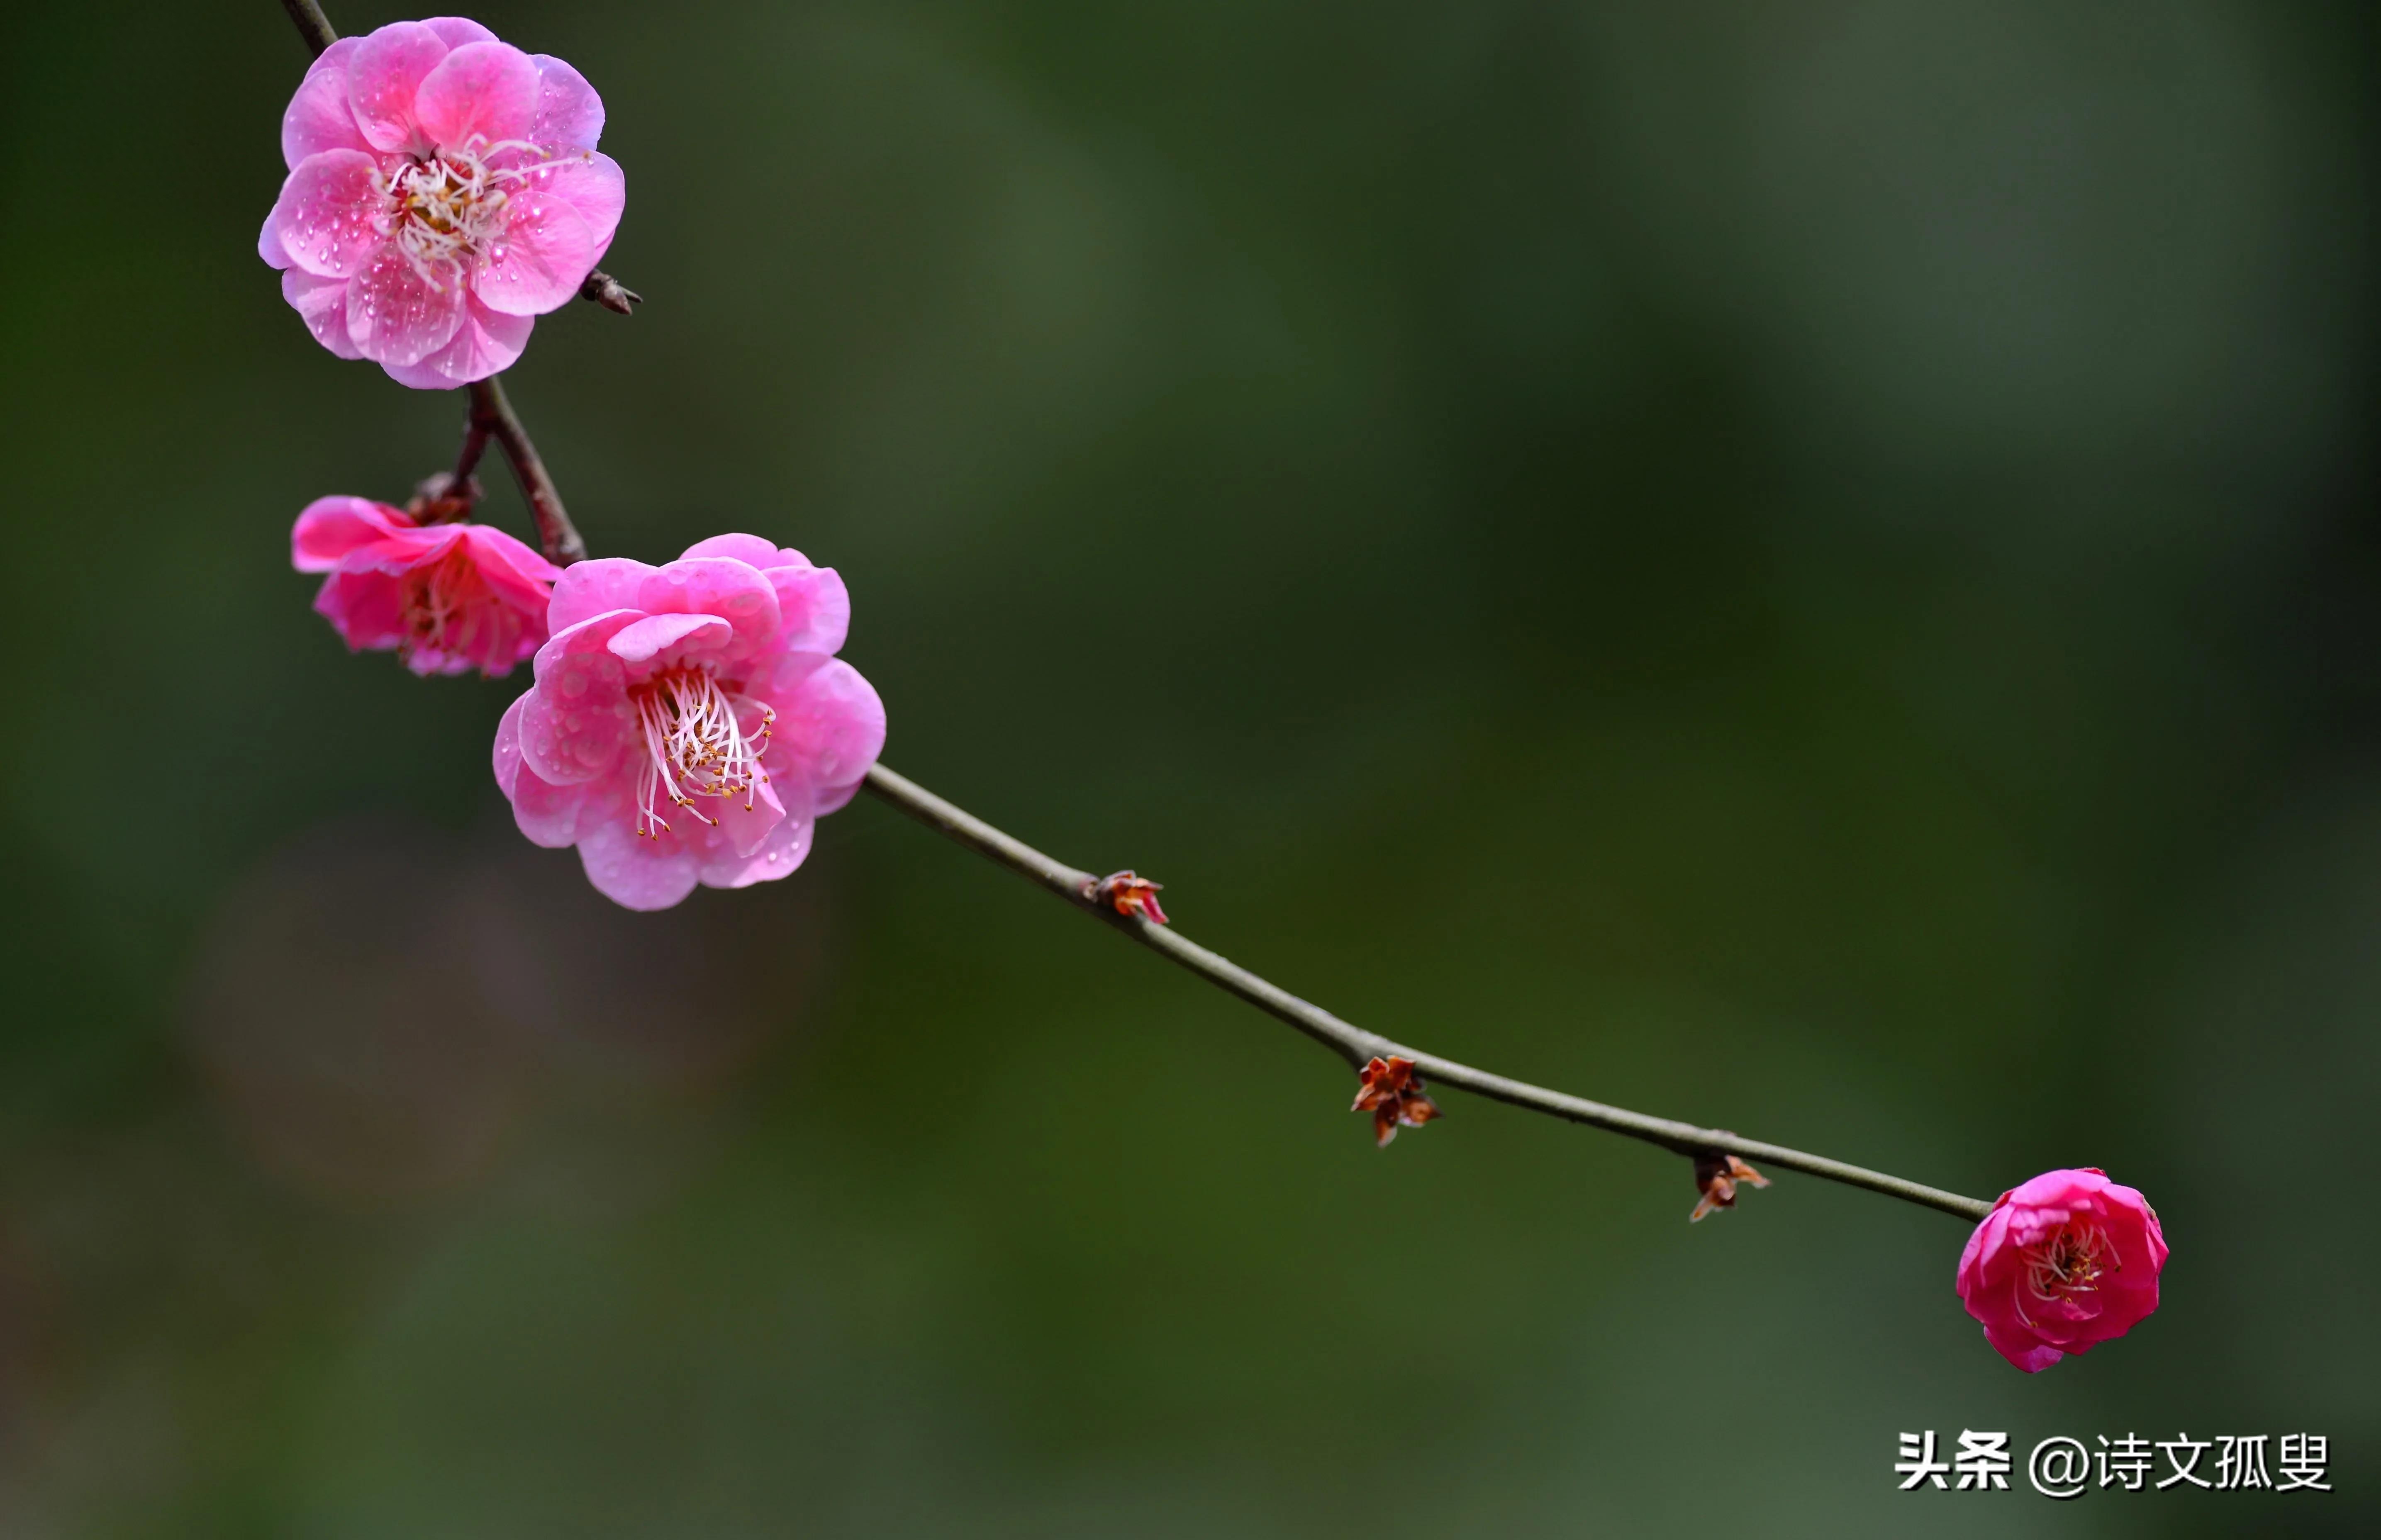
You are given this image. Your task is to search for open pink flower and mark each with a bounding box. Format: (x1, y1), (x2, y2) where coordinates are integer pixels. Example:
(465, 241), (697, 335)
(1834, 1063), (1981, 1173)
(293, 496), (561, 676)
(259, 18), (624, 387)
(1955, 1167), (2167, 1373)
(493, 535), (885, 910)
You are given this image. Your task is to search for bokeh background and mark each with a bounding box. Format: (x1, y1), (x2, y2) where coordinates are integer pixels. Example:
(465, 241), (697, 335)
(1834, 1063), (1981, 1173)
(2, 1), (2375, 1533)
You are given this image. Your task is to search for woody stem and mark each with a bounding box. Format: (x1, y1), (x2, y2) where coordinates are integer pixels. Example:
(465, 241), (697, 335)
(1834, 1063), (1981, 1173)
(860, 763), (1996, 1222)
(467, 376), (585, 566)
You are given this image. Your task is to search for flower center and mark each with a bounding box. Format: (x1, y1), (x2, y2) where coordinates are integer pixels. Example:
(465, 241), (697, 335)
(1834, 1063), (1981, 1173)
(400, 547), (507, 669)
(2021, 1222), (2115, 1308)
(631, 667), (776, 838)
(386, 140), (539, 289)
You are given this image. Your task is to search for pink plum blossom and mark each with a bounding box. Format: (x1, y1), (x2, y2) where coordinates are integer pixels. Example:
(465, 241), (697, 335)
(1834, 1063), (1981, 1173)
(1955, 1167), (2167, 1373)
(493, 535), (886, 910)
(259, 18), (625, 387)
(293, 496), (562, 676)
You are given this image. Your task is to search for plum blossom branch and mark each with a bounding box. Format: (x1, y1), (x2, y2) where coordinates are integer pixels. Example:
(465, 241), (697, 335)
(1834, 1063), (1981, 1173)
(859, 763), (1996, 1222)
(466, 376), (585, 565)
(272, 0), (1989, 1226)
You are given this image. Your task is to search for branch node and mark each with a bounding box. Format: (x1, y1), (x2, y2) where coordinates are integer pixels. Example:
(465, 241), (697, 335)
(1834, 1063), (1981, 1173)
(1689, 1142), (1771, 1223)
(406, 471), (482, 525)
(1087, 870), (1167, 924)
(580, 269), (642, 315)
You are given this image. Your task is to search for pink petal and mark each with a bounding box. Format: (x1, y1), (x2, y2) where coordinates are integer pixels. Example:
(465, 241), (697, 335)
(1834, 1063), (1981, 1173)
(509, 759), (589, 847)
(513, 151), (624, 255)
(380, 295), (534, 388)
(457, 524), (565, 588)
(270, 150), (388, 279)
(548, 558), (656, 633)
(422, 16), (498, 49)
(699, 790), (815, 890)
(761, 657), (886, 812)
(678, 535), (787, 567)
(292, 496), (414, 572)
(280, 36), (369, 167)
(708, 776), (788, 861)
(524, 612), (645, 782)
(346, 21), (451, 154)
(280, 269), (365, 359)
(1981, 1320), (2064, 1374)
(607, 612), (733, 665)
(413, 41), (540, 152)
(530, 54), (604, 149)
(576, 819), (701, 911)
(769, 563), (851, 656)
(258, 205), (292, 271)
(470, 192), (596, 316)
(312, 567), (407, 652)
(635, 559), (781, 660)
(344, 246), (469, 367)
(493, 691), (530, 792)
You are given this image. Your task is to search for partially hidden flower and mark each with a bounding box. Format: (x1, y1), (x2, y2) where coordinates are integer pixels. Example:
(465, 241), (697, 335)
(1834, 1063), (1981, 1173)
(259, 17), (624, 387)
(493, 535), (886, 911)
(1091, 870), (1168, 924)
(1352, 1055), (1440, 1148)
(1955, 1167), (2167, 1373)
(1688, 1148), (1769, 1222)
(292, 495), (560, 676)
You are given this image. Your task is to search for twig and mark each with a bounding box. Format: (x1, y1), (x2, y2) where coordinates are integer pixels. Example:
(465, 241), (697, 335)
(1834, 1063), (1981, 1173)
(468, 377), (585, 566)
(279, 0), (336, 56)
(860, 762), (1995, 1222)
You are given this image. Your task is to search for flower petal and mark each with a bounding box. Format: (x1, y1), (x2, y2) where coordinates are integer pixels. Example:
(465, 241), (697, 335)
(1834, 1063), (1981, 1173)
(514, 151), (624, 255)
(471, 192), (596, 316)
(710, 775), (787, 860)
(700, 784), (815, 890)
(422, 16), (499, 49)
(280, 36), (369, 166)
(678, 534), (787, 567)
(606, 612), (733, 666)
(635, 559), (781, 660)
(414, 40), (540, 152)
(509, 759), (589, 847)
(760, 657), (886, 812)
(530, 53), (604, 149)
(577, 819), (701, 911)
(345, 246), (468, 367)
(548, 558), (657, 634)
(280, 269), (366, 359)
(380, 295), (533, 388)
(768, 562), (851, 656)
(346, 21), (450, 154)
(292, 496), (414, 572)
(270, 149), (387, 279)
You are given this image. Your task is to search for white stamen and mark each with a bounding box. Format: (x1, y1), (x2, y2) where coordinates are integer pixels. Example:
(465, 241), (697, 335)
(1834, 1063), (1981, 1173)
(631, 666), (777, 839)
(380, 136), (567, 292)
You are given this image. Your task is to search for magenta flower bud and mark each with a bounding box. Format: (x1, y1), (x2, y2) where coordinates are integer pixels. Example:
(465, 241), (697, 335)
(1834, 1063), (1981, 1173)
(1955, 1167), (2168, 1372)
(292, 495), (561, 676)
(258, 17), (625, 387)
(494, 535), (886, 910)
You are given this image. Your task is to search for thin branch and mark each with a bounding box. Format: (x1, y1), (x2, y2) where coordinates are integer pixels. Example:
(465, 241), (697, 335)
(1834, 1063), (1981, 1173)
(860, 762), (1994, 1222)
(467, 376), (586, 565)
(280, 0), (336, 55)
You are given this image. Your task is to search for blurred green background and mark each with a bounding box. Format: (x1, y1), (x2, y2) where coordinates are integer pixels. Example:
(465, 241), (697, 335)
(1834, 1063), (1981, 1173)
(2, 0), (2374, 1533)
